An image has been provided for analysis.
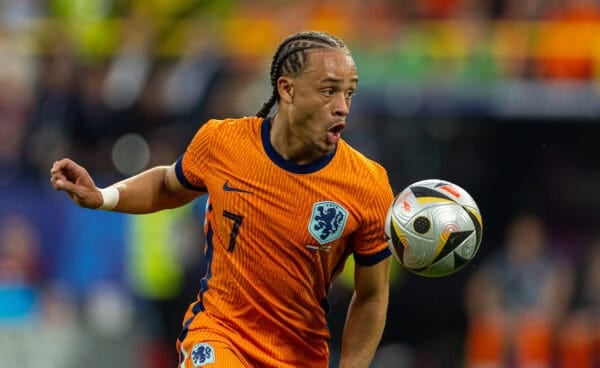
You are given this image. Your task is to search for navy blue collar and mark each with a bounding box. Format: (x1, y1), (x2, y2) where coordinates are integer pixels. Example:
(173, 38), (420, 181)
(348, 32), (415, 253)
(261, 117), (336, 174)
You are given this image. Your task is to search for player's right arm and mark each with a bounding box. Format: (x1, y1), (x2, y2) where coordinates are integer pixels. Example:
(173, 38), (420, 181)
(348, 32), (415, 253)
(50, 158), (202, 214)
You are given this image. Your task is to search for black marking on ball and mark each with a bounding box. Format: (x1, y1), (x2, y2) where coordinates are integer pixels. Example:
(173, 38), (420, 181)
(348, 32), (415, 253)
(413, 216), (431, 234)
(390, 224), (405, 263)
(410, 186), (456, 203)
(432, 230), (474, 264)
(463, 206), (483, 250)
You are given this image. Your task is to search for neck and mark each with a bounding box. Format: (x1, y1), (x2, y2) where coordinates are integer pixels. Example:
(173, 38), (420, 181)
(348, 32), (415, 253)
(269, 113), (319, 165)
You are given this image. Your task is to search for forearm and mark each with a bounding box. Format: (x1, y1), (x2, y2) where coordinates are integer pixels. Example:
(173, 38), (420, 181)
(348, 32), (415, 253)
(339, 290), (388, 368)
(109, 166), (190, 214)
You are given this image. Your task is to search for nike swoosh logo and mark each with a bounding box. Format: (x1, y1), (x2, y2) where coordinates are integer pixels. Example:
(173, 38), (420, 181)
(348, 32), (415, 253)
(223, 181), (252, 193)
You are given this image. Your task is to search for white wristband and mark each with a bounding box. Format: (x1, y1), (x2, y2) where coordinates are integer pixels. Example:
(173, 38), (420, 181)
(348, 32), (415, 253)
(99, 187), (120, 210)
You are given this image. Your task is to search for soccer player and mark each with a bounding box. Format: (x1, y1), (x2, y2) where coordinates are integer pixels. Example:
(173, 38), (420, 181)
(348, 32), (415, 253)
(50, 31), (394, 368)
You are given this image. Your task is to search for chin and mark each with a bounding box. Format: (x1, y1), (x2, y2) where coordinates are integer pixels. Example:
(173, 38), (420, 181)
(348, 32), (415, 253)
(322, 144), (336, 155)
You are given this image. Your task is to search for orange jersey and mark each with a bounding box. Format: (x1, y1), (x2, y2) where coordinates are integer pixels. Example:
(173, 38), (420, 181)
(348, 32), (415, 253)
(175, 116), (393, 367)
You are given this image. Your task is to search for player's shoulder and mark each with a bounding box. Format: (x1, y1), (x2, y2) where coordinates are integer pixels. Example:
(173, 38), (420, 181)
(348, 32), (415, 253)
(193, 116), (263, 145)
(338, 140), (389, 178)
(336, 141), (393, 201)
(187, 116), (262, 152)
(203, 116), (263, 132)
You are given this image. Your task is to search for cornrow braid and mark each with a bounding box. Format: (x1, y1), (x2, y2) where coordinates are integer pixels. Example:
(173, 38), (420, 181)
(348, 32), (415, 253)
(256, 31), (349, 118)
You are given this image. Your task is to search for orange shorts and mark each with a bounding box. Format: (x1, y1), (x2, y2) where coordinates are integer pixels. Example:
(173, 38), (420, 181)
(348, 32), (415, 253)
(177, 329), (252, 368)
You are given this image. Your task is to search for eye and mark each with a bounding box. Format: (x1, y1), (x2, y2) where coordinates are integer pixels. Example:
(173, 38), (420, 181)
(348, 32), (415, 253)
(322, 89), (335, 97)
(345, 90), (355, 99)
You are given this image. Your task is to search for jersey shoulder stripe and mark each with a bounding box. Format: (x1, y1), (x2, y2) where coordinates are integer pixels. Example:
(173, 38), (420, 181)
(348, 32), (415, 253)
(175, 156), (206, 191)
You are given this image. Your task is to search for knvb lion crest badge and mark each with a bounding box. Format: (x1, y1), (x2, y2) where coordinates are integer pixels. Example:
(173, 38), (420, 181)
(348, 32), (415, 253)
(308, 201), (348, 245)
(191, 343), (215, 367)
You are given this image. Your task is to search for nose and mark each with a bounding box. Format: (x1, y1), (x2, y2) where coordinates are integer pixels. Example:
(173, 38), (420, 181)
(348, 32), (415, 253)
(332, 93), (350, 117)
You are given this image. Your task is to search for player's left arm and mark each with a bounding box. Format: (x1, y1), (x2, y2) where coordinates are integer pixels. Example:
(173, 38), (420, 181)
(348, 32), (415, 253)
(339, 256), (391, 368)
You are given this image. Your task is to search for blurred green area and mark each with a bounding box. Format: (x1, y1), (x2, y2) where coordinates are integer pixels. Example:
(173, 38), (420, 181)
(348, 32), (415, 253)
(8, 0), (600, 82)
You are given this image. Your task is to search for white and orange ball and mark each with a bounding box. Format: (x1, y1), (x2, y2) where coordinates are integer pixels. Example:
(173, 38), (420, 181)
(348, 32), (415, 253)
(385, 179), (483, 277)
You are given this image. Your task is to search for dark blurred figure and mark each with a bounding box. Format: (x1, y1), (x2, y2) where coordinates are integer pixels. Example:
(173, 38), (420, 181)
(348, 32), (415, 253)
(464, 213), (574, 368)
(25, 38), (77, 180)
(0, 214), (80, 368)
(0, 214), (40, 286)
(557, 235), (600, 368)
(0, 27), (37, 185)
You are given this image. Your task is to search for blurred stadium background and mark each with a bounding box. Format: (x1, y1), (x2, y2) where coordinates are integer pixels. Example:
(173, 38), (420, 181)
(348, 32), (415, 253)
(1, 0), (599, 367)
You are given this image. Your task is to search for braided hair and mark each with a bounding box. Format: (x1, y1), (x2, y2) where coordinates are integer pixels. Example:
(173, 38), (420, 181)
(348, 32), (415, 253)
(256, 31), (349, 118)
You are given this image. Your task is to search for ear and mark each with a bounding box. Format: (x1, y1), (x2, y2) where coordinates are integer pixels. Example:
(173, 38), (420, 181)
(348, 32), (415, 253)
(277, 76), (294, 104)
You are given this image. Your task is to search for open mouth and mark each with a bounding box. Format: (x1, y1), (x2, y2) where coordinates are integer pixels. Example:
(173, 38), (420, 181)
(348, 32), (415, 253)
(327, 122), (346, 144)
(329, 123), (345, 134)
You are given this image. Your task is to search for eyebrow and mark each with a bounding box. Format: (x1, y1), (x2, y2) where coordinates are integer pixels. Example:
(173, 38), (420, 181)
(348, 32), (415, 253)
(320, 77), (359, 84)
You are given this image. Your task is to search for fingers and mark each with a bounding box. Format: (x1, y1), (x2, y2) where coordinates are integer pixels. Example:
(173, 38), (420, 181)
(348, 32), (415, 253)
(50, 160), (66, 190)
(50, 174), (76, 192)
(50, 158), (70, 174)
(50, 158), (79, 176)
(50, 158), (80, 191)
(49, 158), (101, 209)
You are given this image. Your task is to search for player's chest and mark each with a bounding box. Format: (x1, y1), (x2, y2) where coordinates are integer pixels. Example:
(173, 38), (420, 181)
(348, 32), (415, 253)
(205, 161), (361, 251)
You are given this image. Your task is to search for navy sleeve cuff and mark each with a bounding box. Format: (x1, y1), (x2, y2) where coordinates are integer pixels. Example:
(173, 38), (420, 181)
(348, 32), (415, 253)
(175, 156), (207, 192)
(354, 247), (392, 266)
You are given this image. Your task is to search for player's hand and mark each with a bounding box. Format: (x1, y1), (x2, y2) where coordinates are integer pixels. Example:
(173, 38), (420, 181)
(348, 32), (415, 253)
(50, 158), (103, 209)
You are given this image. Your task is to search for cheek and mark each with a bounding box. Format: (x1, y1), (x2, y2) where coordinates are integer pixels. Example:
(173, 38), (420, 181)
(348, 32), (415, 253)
(291, 93), (332, 130)
(294, 96), (324, 119)
(295, 114), (324, 137)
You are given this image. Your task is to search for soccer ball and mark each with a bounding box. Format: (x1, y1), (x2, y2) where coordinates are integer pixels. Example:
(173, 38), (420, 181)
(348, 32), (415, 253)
(385, 179), (483, 277)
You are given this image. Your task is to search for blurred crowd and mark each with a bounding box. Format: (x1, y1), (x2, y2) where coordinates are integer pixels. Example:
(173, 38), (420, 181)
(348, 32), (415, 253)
(1, 1), (600, 367)
(465, 213), (600, 368)
(1, 0), (599, 184)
